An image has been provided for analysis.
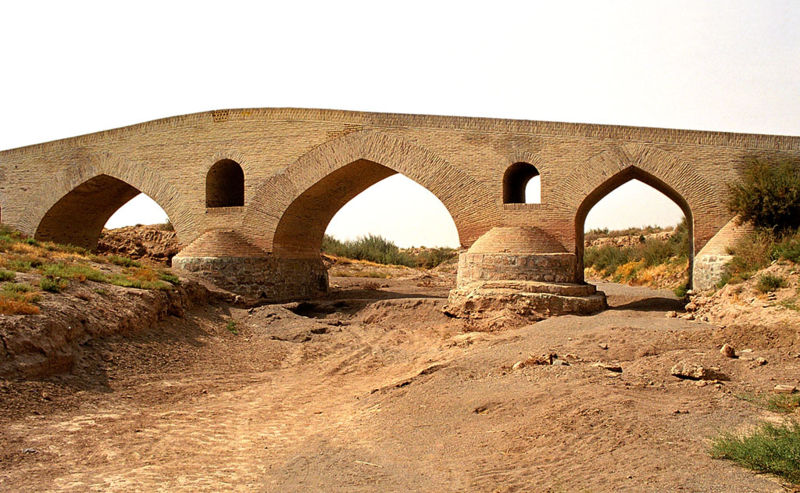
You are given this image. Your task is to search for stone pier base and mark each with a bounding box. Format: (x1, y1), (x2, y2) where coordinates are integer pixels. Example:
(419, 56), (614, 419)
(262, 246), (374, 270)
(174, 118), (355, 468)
(447, 279), (607, 320)
(172, 255), (328, 301)
(447, 227), (607, 320)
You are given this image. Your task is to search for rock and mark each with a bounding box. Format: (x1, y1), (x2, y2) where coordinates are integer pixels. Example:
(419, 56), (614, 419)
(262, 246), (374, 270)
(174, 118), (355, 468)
(755, 357), (767, 366)
(666, 311), (677, 318)
(720, 344), (737, 358)
(598, 342), (609, 350)
(773, 384), (797, 394)
(695, 380), (709, 387)
(551, 359), (570, 366)
(685, 302), (697, 312)
(670, 361), (713, 380)
(592, 362), (622, 373)
(511, 360), (525, 370)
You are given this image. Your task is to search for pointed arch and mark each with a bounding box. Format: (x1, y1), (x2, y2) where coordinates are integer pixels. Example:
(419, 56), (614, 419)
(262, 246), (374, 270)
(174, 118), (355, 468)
(241, 130), (496, 255)
(30, 156), (190, 249)
(574, 165), (694, 285)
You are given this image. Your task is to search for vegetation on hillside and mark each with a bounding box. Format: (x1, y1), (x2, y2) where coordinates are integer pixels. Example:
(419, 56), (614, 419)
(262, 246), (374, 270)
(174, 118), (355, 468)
(584, 224), (673, 243)
(583, 219), (690, 294)
(322, 234), (456, 269)
(711, 157), (800, 483)
(0, 225), (180, 315)
(718, 157), (800, 288)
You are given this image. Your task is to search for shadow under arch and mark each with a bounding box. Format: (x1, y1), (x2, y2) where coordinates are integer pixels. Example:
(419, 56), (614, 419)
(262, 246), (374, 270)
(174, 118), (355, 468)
(272, 159), (460, 257)
(241, 130), (496, 255)
(35, 174), (174, 250)
(574, 166), (694, 286)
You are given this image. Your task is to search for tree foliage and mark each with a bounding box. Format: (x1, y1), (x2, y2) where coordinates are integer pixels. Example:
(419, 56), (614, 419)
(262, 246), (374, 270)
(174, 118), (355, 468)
(727, 158), (800, 232)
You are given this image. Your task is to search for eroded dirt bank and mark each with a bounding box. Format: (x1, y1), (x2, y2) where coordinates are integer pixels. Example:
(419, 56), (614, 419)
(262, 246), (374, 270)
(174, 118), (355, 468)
(1, 273), (799, 492)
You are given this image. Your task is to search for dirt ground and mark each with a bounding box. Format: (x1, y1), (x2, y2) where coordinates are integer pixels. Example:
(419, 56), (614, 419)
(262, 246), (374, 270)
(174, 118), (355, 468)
(1, 271), (799, 492)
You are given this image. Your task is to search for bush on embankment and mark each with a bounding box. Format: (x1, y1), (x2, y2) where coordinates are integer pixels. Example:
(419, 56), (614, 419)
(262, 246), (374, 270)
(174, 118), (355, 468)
(322, 234), (457, 269)
(718, 157), (800, 288)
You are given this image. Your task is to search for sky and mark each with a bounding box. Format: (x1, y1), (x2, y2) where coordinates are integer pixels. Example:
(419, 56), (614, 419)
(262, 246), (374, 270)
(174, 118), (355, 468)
(2, 1), (798, 247)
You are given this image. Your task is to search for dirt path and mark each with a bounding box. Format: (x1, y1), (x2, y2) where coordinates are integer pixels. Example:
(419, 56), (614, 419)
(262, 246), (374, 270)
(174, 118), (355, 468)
(1, 279), (798, 491)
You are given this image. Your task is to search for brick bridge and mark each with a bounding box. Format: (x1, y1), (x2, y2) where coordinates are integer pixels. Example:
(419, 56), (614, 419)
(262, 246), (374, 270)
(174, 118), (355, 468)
(1, 109), (798, 313)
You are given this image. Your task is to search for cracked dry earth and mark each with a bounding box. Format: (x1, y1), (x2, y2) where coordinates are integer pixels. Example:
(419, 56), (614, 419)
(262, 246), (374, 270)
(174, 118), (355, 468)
(1, 277), (799, 492)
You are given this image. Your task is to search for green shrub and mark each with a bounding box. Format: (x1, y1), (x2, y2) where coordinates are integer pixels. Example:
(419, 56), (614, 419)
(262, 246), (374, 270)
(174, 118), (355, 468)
(584, 245), (633, 276)
(40, 277), (69, 293)
(108, 255), (141, 268)
(38, 263), (106, 282)
(0, 269), (16, 281)
(641, 239), (674, 267)
(1, 283), (41, 303)
(673, 282), (689, 298)
(727, 158), (800, 232)
(106, 274), (171, 290)
(158, 271), (181, 285)
(757, 274), (787, 293)
(772, 230), (800, 263)
(322, 234), (415, 266)
(718, 231), (775, 286)
(226, 320), (238, 335)
(711, 420), (800, 483)
(3, 283), (34, 293)
(157, 221), (174, 232)
(738, 392), (800, 414)
(414, 247), (458, 269)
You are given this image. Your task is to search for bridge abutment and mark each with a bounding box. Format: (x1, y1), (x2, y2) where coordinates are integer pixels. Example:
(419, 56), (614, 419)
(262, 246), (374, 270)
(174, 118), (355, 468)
(692, 217), (754, 291)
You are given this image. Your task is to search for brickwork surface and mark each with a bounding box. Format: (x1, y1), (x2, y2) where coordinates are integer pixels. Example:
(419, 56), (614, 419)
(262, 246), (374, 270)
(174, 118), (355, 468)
(1, 108), (798, 298)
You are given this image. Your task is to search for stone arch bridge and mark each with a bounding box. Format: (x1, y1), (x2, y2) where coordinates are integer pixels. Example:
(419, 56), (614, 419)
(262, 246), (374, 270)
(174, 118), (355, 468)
(1, 109), (798, 313)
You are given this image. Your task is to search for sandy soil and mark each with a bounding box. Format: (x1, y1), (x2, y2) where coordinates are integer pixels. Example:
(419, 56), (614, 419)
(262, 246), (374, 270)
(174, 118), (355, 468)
(1, 274), (799, 492)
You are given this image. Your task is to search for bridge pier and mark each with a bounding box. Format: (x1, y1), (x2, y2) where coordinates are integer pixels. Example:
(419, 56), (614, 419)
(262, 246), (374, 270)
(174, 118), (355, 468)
(171, 230), (328, 301)
(446, 227), (607, 319)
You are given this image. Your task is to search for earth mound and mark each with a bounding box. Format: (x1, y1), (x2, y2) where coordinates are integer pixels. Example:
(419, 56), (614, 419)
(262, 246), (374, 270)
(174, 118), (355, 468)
(97, 224), (180, 264)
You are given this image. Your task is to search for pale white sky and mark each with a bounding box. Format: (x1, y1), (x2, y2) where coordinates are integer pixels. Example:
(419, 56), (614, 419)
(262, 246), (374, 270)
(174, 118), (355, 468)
(3, 1), (799, 247)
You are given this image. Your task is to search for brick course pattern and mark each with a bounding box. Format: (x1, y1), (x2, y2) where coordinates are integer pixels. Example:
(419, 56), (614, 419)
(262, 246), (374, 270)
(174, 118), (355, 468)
(0, 108), (798, 299)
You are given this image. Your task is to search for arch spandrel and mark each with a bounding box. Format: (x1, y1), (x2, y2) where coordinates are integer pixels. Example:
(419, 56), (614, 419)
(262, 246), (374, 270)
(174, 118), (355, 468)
(556, 144), (726, 253)
(241, 130), (497, 254)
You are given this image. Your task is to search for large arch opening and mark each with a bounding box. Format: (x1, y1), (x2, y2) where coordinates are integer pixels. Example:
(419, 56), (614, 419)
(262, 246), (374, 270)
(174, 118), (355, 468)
(35, 174), (173, 251)
(272, 159), (461, 261)
(575, 167), (694, 289)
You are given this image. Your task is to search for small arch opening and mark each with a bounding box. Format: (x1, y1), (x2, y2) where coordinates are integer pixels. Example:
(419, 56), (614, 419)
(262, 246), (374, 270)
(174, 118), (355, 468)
(206, 159), (244, 207)
(503, 162), (541, 204)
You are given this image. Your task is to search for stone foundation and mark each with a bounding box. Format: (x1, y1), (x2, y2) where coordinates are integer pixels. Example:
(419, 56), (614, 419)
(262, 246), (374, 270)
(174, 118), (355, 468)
(692, 216), (754, 291)
(172, 255), (328, 301)
(457, 252), (578, 286)
(447, 280), (607, 320)
(693, 254), (732, 291)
